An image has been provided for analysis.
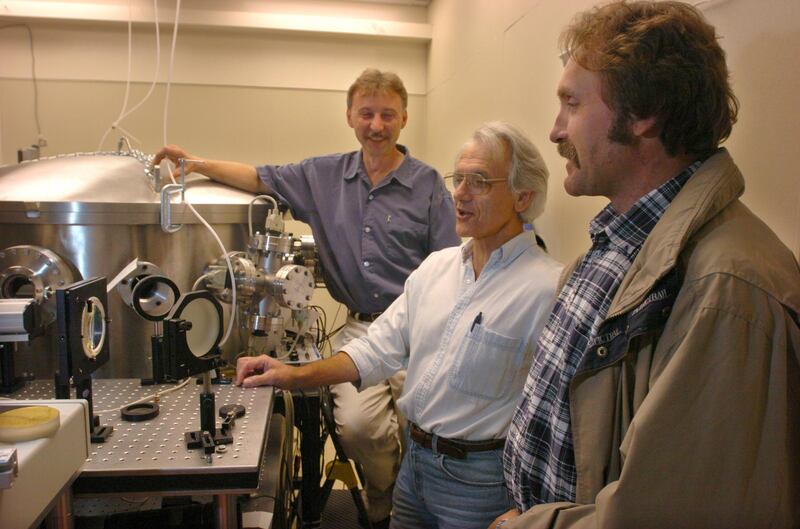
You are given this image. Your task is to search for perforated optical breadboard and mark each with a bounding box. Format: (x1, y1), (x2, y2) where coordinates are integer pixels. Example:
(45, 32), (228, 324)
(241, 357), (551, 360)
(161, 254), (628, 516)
(13, 379), (274, 495)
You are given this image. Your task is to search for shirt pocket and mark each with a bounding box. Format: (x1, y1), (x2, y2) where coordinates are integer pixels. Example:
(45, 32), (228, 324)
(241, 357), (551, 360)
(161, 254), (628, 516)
(384, 217), (428, 262)
(447, 326), (525, 400)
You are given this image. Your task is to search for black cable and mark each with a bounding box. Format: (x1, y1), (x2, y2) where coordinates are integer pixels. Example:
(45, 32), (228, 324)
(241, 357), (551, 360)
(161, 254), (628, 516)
(309, 304), (328, 345)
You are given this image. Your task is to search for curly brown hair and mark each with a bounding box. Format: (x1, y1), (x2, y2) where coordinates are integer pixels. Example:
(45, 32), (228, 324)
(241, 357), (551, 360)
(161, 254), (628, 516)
(561, 1), (739, 156)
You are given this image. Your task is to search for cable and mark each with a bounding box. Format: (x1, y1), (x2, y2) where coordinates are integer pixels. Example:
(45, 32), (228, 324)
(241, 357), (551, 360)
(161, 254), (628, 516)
(97, 0), (133, 151)
(192, 272), (212, 291)
(116, 0), (161, 122)
(308, 304), (328, 350)
(304, 304), (329, 354)
(157, 0), (237, 347)
(97, 0), (162, 151)
(274, 332), (301, 362)
(162, 0), (180, 147)
(322, 303), (345, 358)
(0, 23), (44, 147)
(275, 304), (328, 364)
(248, 195), (279, 237)
(175, 199), (237, 347)
(94, 377), (191, 415)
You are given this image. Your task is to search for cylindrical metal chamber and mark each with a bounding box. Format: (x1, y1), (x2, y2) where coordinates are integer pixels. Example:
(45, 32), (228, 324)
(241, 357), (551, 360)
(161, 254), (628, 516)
(0, 151), (267, 379)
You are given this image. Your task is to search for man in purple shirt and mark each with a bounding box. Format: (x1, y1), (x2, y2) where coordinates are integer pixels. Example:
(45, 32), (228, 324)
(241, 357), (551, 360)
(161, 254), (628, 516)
(154, 68), (460, 528)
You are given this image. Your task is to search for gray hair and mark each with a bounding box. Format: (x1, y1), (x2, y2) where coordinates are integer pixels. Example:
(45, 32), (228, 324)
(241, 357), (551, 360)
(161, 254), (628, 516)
(457, 121), (549, 222)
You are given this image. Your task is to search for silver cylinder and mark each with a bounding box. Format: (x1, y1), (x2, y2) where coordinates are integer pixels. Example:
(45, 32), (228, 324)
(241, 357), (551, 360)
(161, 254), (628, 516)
(0, 152), (269, 378)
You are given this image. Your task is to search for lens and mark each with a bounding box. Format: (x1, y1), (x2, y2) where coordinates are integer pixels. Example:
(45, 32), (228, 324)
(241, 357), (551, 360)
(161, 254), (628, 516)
(471, 177), (489, 193)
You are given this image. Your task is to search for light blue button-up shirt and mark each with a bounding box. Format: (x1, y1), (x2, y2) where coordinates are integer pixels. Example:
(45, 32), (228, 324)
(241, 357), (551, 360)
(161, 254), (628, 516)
(343, 231), (563, 440)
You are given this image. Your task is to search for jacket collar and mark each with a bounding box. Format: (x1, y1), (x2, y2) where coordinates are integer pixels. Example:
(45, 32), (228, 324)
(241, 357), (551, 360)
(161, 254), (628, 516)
(589, 161), (700, 254)
(607, 148), (744, 317)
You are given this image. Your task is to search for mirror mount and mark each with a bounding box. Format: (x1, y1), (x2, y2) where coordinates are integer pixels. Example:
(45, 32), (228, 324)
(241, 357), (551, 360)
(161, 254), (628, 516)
(55, 277), (113, 443)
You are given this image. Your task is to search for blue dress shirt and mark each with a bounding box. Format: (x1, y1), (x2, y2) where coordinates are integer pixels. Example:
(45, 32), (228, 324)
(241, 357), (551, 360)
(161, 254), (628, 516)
(256, 146), (460, 313)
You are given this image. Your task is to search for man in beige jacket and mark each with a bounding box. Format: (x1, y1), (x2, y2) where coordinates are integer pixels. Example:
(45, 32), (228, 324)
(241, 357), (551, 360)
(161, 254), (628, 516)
(494, 2), (800, 529)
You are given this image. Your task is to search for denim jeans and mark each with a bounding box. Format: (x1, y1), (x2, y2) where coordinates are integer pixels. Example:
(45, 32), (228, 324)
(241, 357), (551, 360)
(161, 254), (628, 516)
(389, 436), (512, 529)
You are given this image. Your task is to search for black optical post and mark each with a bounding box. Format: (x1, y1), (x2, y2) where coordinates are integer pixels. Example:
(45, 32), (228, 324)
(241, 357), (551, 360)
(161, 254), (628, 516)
(160, 291), (238, 461)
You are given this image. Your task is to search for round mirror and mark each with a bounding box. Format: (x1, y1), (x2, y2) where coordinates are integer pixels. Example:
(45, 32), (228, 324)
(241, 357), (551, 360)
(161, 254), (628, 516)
(81, 296), (106, 359)
(132, 275), (179, 321)
(179, 297), (221, 358)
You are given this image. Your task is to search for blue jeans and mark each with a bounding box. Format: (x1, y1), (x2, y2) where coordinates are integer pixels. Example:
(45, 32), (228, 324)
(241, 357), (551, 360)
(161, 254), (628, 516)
(389, 436), (512, 529)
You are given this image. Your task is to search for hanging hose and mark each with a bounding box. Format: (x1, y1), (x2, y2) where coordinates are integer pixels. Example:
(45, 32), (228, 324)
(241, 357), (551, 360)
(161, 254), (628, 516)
(158, 0), (237, 347)
(97, 0), (162, 151)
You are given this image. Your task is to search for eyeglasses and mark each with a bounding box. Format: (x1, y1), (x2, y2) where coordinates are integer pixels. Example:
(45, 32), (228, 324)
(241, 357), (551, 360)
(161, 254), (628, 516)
(444, 172), (507, 195)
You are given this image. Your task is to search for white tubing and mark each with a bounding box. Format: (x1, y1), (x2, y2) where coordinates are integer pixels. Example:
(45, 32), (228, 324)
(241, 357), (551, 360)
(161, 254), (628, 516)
(192, 272), (212, 291)
(98, 0), (161, 151)
(159, 0), (236, 347)
(94, 378), (191, 415)
(161, 0), (180, 146)
(117, 0), (161, 121)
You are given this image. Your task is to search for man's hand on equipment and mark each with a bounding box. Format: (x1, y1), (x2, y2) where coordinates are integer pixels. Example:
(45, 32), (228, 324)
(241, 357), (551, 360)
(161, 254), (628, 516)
(153, 144), (204, 179)
(152, 145), (263, 193)
(235, 354), (295, 389)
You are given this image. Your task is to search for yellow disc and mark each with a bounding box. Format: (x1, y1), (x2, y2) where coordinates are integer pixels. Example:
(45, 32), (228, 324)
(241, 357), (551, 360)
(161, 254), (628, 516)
(0, 406), (61, 443)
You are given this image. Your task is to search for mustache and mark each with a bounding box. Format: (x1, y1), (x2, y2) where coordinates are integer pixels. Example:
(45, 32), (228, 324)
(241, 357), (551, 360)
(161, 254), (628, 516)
(557, 141), (580, 168)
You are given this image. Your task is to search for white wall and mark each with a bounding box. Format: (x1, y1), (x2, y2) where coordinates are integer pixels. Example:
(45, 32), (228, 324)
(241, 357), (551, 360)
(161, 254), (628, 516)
(0, 19), (429, 160)
(427, 0), (800, 263)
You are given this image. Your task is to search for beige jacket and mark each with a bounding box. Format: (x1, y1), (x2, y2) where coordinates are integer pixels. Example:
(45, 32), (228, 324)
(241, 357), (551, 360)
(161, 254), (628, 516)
(510, 149), (800, 529)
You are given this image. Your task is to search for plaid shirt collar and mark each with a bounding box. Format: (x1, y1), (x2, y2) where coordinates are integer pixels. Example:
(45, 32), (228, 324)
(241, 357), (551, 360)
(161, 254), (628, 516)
(589, 159), (704, 253)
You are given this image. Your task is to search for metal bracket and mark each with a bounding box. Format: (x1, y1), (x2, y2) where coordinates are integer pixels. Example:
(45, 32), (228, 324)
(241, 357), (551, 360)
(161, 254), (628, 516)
(160, 183), (183, 233)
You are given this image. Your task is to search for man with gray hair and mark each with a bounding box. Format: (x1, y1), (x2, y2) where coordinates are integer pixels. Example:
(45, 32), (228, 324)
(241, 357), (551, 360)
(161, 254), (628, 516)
(236, 121), (563, 528)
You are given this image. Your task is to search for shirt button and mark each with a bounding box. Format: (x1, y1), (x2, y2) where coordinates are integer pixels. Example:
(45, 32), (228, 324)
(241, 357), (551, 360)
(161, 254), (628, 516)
(368, 194), (374, 201)
(597, 346), (608, 358)
(363, 261), (370, 267)
(364, 226), (371, 233)
(372, 293), (379, 299)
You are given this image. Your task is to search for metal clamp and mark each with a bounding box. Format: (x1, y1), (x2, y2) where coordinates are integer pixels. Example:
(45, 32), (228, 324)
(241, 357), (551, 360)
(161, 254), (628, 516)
(160, 183), (183, 233)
